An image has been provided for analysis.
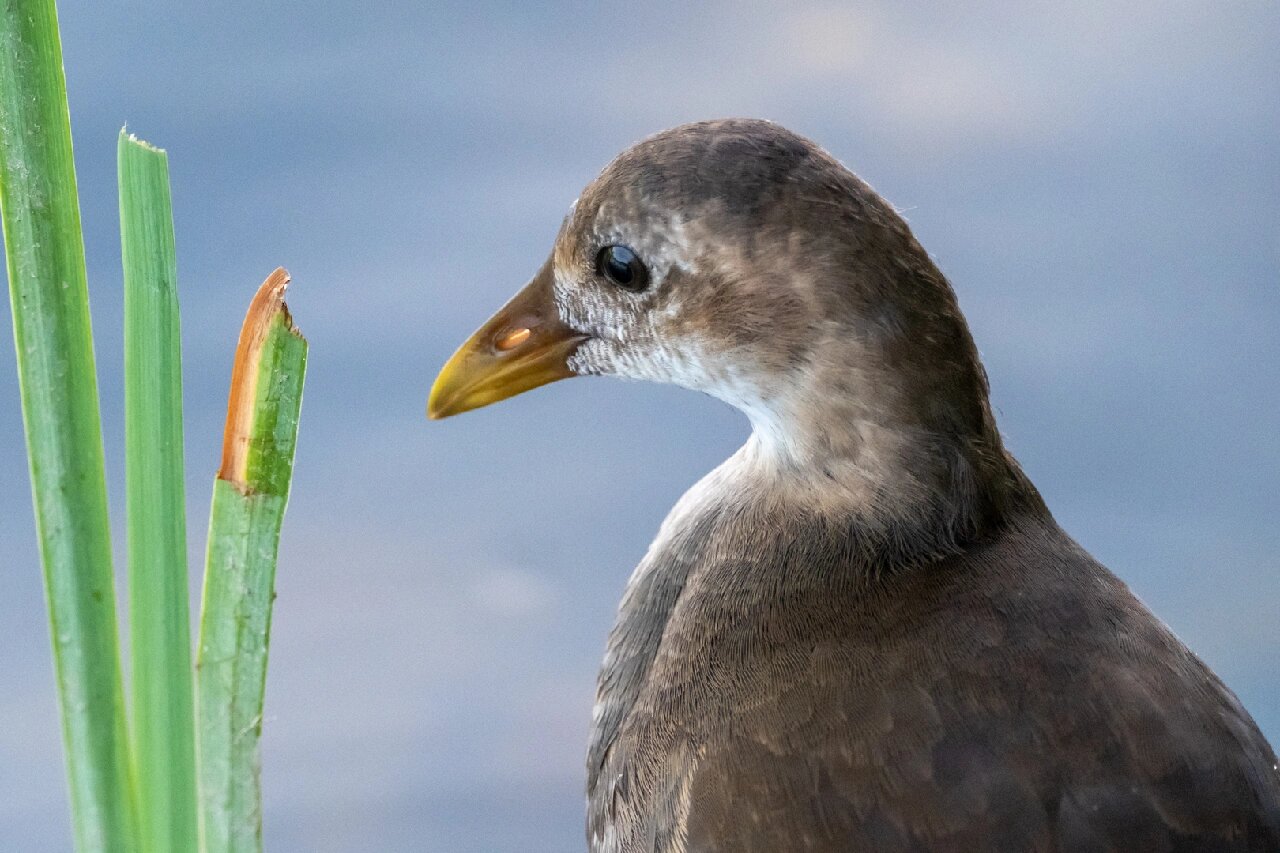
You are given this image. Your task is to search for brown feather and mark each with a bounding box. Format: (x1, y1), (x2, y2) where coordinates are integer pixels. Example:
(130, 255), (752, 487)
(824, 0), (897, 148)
(545, 120), (1280, 852)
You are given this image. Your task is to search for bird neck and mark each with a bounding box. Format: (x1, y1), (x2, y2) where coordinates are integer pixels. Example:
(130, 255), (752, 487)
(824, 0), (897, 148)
(729, 370), (1044, 556)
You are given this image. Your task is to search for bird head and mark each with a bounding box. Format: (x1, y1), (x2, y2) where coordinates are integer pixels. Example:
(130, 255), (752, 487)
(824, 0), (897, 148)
(429, 119), (1002, 486)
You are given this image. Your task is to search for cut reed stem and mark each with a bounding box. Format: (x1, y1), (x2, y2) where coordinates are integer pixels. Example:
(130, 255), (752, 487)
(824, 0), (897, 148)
(197, 268), (307, 853)
(0, 1), (138, 849)
(119, 130), (199, 852)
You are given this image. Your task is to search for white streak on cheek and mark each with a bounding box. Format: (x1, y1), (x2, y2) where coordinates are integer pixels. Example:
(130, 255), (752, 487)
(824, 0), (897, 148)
(551, 269), (577, 327)
(655, 215), (696, 275)
(553, 264), (633, 341)
(566, 345), (600, 376)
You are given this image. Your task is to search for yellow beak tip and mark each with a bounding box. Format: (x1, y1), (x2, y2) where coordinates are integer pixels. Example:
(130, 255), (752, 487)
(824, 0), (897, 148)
(426, 383), (462, 420)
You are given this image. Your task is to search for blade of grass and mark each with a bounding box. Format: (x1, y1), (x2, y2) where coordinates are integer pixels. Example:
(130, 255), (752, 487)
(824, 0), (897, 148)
(197, 268), (306, 853)
(0, 1), (137, 849)
(119, 130), (199, 852)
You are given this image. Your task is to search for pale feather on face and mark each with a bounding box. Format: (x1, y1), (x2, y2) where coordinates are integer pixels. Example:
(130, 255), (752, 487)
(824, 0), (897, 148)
(553, 195), (702, 380)
(553, 186), (813, 410)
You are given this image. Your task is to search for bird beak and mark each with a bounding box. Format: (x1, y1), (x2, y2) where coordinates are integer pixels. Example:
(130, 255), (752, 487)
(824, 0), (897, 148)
(428, 260), (589, 419)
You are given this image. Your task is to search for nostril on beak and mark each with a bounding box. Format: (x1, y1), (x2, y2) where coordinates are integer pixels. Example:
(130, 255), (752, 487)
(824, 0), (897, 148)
(495, 326), (532, 352)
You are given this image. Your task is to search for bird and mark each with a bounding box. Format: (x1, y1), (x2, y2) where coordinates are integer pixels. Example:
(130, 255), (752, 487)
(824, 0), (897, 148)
(427, 119), (1280, 852)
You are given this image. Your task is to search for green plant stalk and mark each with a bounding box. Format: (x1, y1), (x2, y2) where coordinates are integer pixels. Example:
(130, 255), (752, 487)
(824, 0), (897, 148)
(197, 269), (306, 853)
(119, 131), (199, 853)
(0, 1), (138, 850)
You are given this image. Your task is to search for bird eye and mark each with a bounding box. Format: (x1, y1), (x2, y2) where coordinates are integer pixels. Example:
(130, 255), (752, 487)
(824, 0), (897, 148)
(596, 245), (648, 292)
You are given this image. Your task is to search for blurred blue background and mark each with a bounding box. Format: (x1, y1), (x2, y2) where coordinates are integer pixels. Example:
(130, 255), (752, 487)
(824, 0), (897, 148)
(2, 1), (1277, 849)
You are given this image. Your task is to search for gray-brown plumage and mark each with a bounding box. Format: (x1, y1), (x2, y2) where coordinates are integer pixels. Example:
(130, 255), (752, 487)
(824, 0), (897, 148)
(429, 119), (1280, 852)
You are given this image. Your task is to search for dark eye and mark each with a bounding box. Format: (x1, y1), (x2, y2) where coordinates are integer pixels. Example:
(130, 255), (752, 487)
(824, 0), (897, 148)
(595, 245), (648, 292)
